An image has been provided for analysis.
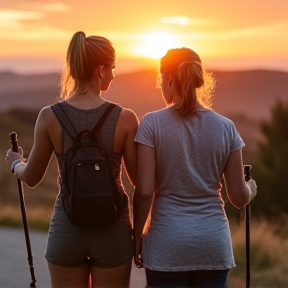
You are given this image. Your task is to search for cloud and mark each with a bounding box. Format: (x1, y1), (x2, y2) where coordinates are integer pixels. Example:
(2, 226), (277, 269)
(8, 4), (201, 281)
(0, 25), (71, 40)
(0, 8), (70, 41)
(96, 32), (143, 40)
(177, 21), (288, 41)
(214, 22), (288, 39)
(161, 16), (209, 26)
(18, 2), (71, 12)
(0, 10), (43, 28)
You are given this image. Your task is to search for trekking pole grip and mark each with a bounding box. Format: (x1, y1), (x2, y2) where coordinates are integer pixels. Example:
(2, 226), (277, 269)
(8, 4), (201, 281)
(9, 132), (19, 153)
(244, 165), (252, 182)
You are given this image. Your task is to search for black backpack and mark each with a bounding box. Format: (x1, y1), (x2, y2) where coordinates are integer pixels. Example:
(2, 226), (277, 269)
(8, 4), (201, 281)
(51, 102), (122, 227)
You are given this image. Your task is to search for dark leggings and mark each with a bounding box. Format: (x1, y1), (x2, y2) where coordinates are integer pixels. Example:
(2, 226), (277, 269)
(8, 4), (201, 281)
(146, 269), (230, 288)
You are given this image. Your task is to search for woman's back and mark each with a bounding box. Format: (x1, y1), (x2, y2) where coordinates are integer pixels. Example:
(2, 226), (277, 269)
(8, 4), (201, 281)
(137, 107), (243, 205)
(53, 101), (121, 154)
(51, 101), (127, 205)
(135, 106), (244, 270)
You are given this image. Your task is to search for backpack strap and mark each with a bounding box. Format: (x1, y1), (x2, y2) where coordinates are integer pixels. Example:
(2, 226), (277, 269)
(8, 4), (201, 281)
(51, 102), (78, 139)
(92, 103), (116, 134)
(51, 102), (117, 139)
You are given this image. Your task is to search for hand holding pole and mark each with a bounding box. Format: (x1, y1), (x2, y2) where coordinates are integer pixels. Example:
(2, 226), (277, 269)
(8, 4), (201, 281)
(9, 132), (37, 288)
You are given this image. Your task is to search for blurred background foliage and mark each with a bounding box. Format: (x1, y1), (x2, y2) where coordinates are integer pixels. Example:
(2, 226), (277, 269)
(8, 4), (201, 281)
(222, 99), (288, 221)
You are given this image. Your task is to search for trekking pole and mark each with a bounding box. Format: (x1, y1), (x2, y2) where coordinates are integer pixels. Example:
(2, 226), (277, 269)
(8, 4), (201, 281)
(244, 165), (252, 288)
(9, 132), (37, 288)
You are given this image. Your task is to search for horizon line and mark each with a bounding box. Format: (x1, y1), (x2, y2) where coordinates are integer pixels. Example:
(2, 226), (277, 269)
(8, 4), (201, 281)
(1, 56), (288, 75)
(0, 66), (288, 76)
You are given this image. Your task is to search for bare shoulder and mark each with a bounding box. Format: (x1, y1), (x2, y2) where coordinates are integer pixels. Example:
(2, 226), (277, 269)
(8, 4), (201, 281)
(36, 105), (57, 124)
(118, 107), (139, 129)
(119, 107), (138, 121)
(33, 106), (60, 137)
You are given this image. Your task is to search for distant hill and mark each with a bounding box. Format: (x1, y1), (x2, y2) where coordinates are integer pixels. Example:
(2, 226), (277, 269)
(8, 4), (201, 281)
(0, 69), (287, 120)
(0, 71), (60, 111)
(213, 70), (288, 120)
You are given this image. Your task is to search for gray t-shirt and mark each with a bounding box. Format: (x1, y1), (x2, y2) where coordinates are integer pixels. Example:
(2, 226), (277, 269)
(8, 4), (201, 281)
(134, 106), (244, 271)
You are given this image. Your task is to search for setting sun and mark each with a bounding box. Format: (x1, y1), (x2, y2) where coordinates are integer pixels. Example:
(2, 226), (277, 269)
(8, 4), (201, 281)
(134, 32), (183, 59)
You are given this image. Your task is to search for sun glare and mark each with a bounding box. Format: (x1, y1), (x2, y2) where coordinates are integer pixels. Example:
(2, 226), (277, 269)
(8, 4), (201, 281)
(135, 32), (182, 59)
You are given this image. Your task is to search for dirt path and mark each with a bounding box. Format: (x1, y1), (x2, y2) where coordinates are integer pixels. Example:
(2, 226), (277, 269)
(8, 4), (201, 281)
(0, 227), (146, 288)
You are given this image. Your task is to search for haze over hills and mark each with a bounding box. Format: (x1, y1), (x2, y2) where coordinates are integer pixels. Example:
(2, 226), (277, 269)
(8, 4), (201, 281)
(1, 69), (287, 159)
(0, 69), (287, 120)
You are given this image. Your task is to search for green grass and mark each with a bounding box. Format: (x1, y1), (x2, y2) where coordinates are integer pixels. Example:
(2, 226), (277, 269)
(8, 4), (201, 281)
(228, 218), (288, 287)
(0, 215), (50, 231)
(0, 204), (53, 231)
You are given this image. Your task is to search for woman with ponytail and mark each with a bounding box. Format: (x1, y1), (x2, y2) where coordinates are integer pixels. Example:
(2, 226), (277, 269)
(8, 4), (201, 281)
(5, 31), (138, 288)
(133, 48), (257, 288)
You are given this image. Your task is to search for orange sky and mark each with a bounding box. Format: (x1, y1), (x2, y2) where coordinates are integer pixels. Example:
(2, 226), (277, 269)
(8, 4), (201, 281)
(1, 0), (288, 73)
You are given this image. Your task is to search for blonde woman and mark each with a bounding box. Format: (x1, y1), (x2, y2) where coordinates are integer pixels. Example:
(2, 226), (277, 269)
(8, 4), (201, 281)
(133, 48), (257, 288)
(5, 31), (138, 288)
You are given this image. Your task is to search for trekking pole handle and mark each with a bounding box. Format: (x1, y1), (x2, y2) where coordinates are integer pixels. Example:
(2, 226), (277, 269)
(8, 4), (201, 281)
(244, 165), (252, 182)
(9, 132), (19, 153)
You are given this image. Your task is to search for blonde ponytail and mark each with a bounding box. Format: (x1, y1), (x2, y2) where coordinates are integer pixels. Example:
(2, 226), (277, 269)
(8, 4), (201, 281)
(60, 31), (115, 99)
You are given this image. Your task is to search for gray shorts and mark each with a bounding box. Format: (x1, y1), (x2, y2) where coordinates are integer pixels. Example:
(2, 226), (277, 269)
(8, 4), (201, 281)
(45, 197), (133, 267)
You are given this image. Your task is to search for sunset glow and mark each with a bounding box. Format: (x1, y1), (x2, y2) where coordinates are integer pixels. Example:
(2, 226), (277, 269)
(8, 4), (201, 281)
(0, 0), (287, 73)
(134, 32), (183, 59)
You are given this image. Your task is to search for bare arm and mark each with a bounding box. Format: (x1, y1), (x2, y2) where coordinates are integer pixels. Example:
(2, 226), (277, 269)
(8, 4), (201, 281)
(133, 143), (156, 266)
(223, 148), (257, 209)
(11, 107), (54, 187)
(118, 108), (138, 186)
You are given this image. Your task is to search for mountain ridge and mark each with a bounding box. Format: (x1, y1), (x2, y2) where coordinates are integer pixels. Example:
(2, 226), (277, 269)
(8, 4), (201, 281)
(1, 69), (287, 120)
